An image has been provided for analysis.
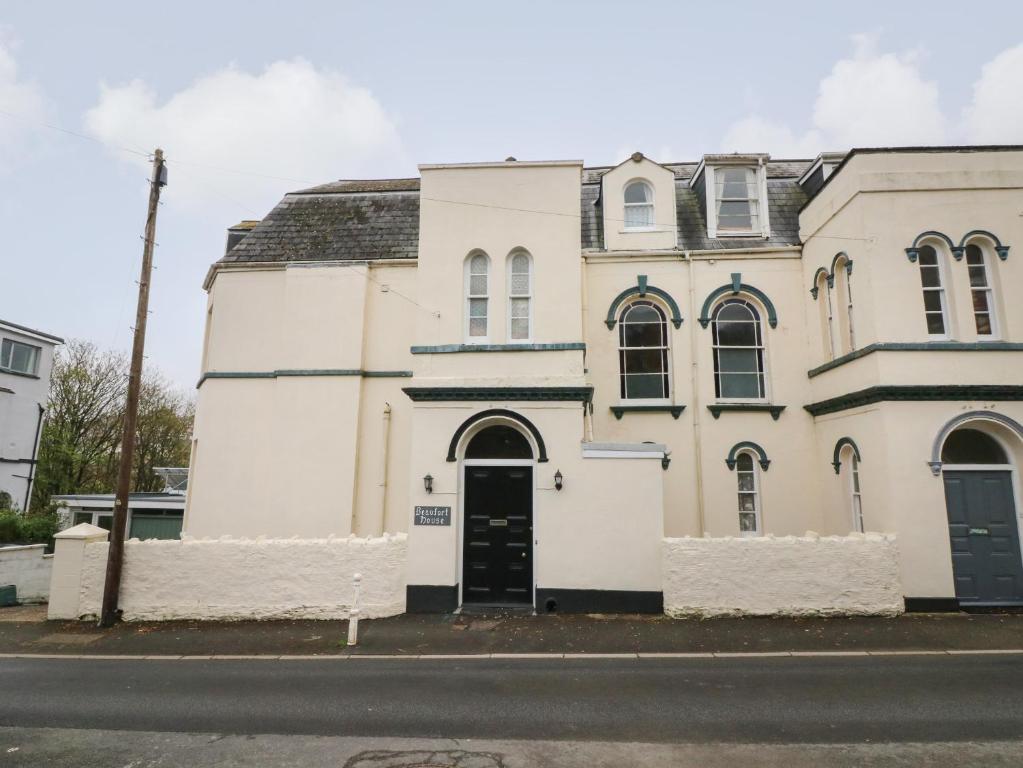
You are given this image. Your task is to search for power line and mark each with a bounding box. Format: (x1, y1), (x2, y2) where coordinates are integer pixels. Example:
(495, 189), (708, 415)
(0, 107), (152, 158)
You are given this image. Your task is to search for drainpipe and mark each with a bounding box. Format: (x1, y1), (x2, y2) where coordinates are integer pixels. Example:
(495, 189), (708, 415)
(23, 403), (45, 513)
(685, 252), (706, 535)
(378, 403), (392, 535)
(580, 254), (593, 443)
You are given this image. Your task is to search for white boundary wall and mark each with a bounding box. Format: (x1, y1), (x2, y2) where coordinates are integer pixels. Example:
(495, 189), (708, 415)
(50, 527), (407, 621)
(663, 533), (903, 617)
(0, 544), (52, 602)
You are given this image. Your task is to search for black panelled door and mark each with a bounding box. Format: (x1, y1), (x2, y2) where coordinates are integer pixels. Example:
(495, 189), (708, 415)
(943, 470), (1023, 605)
(463, 466), (533, 605)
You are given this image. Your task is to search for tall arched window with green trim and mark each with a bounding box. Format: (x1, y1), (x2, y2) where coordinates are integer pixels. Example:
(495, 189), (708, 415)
(735, 451), (761, 536)
(618, 300), (670, 400)
(711, 299), (766, 400)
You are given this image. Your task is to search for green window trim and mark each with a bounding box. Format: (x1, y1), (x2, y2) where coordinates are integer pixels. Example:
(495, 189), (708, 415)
(698, 274), (778, 328)
(605, 275), (683, 330)
(726, 441), (770, 471)
(956, 230), (1010, 261)
(610, 404), (685, 420)
(404, 386), (593, 403)
(707, 404), (786, 420)
(905, 231), (955, 263)
(832, 437), (861, 474)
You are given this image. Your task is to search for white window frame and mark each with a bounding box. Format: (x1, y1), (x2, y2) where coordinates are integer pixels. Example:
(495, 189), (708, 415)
(847, 450), (864, 533)
(464, 252), (490, 344)
(705, 162), (771, 239)
(623, 180), (655, 231)
(964, 242), (999, 340)
(0, 338), (41, 376)
(506, 250), (533, 342)
(617, 300), (672, 404)
(917, 243), (951, 340)
(818, 273), (836, 361)
(711, 299), (769, 403)
(735, 451), (762, 537)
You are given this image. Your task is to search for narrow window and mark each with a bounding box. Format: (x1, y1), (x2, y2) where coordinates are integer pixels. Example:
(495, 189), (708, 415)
(715, 167), (759, 234)
(508, 251), (532, 341)
(0, 338), (41, 375)
(623, 181), (654, 228)
(618, 301), (670, 400)
(466, 253), (489, 341)
(849, 452), (864, 533)
(917, 245), (948, 336)
(736, 452), (761, 536)
(711, 300), (766, 400)
(817, 272), (835, 360)
(965, 244), (997, 337)
(834, 259), (855, 353)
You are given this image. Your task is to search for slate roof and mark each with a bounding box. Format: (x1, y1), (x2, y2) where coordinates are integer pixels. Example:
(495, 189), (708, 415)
(220, 160), (812, 264)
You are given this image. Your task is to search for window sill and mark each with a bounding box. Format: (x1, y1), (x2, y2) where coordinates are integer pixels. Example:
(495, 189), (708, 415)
(620, 226), (661, 234)
(707, 403), (785, 420)
(610, 404), (685, 420)
(0, 367), (40, 379)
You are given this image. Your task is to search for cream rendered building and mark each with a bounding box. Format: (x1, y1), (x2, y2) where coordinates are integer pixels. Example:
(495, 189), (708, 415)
(185, 146), (1023, 613)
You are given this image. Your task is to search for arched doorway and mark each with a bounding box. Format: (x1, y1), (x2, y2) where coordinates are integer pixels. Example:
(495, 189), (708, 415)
(461, 424), (534, 608)
(940, 424), (1023, 606)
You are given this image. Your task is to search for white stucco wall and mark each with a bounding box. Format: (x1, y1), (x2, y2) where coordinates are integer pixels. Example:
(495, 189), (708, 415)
(662, 533), (902, 617)
(70, 534), (407, 621)
(0, 544), (52, 602)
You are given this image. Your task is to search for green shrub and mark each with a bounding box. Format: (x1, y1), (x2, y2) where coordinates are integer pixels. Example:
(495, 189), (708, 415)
(0, 512), (18, 543)
(0, 508), (60, 544)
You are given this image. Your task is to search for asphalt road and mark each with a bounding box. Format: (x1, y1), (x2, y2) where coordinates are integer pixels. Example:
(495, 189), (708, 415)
(2, 655), (1023, 744)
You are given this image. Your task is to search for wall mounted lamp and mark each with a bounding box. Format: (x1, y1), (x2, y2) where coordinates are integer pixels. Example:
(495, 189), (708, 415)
(423, 474), (433, 494)
(554, 469), (563, 491)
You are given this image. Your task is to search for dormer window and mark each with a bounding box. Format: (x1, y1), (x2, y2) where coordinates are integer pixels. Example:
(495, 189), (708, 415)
(693, 154), (771, 239)
(715, 167), (760, 234)
(623, 181), (654, 229)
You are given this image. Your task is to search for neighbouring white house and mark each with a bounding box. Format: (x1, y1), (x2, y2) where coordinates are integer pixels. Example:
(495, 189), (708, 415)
(51, 145), (1023, 622)
(0, 319), (62, 512)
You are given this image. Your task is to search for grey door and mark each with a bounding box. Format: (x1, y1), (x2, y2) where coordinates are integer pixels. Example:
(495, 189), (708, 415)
(943, 470), (1023, 605)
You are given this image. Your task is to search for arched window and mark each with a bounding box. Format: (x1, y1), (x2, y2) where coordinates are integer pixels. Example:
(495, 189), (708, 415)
(735, 452), (761, 536)
(816, 271), (835, 360)
(840, 446), (864, 533)
(618, 300), (670, 400)
(465, 252), (489, 341)
(623, 181), (654, 229)
(711, 299), (766, 400)
(917, 244), (949, 337)
(965, 243), (997, 338)
(465, 424), (533, 460)
(941, 428), (1008, 465)
(833, 257), (855, 354)
(507, 251), (532, 341)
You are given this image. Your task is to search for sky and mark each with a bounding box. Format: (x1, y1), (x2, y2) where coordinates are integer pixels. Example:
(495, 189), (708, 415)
(2, 1), (1022, 390)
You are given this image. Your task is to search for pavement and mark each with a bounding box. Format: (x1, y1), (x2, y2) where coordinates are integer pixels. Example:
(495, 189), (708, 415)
(2, 654), (1023, 766)
(2, 603), (1023, 656)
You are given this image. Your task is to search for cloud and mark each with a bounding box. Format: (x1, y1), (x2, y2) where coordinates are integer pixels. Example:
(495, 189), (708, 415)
(84, 58), (408, 215)
(963, 43), (1023, 143)
(0, 38), (49, 170)
(721, 35), (945, 156)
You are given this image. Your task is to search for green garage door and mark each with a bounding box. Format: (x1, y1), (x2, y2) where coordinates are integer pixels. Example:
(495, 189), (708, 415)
(129, 511), (183, 540)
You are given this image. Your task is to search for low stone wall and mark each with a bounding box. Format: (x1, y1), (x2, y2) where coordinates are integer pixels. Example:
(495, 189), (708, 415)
(55, 532), (407, 621)
(662, 533), (903, 617)
(0, 544), (53, 603)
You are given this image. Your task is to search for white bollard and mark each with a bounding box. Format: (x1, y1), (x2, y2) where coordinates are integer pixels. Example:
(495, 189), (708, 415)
(347, 573), (363, 647)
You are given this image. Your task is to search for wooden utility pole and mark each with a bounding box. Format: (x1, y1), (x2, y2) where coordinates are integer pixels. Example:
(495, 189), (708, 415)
(99, 148), (166, 628)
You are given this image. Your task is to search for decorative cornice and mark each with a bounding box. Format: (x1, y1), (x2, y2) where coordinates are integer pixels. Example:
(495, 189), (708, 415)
(807, 341), (1023, 378)
(832, 437), (861, 474)
(698, 274), (778, 328)
(403, 386), (593, 403)
(805, 385), (1023, 417)
(605, 276), (683, 330)
(708, 404), (786, 420)
(725, 441), (771, 471)
(610, 404), (685, 420)
(410, 342), (585, 354)
(197, 369), (412, 387)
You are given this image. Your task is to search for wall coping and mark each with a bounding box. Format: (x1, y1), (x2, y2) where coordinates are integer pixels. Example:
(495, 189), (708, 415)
(54, 523), (110, 541)
(0, 543), (48, 553)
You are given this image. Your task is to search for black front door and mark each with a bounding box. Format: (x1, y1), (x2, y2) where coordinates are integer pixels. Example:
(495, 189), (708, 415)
(463, 466), (533, 606)
(944, 470), (1023, 605)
